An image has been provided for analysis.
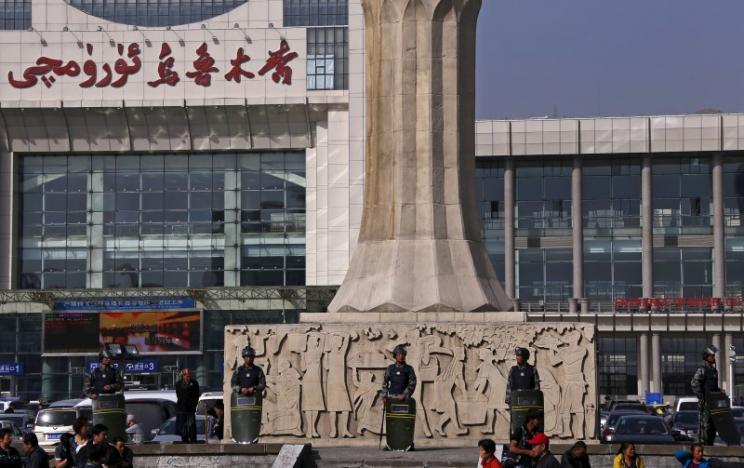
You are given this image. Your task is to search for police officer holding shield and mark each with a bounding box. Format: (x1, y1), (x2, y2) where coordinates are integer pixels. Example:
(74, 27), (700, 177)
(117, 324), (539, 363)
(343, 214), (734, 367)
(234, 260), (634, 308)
(691, 345), (722, 445)
(86, 350), (123, 400)
(231, 346), (266, 397)
(381, 345), (417, 402)
(505, 347), (540, 405)
(230, 346), (266, 443)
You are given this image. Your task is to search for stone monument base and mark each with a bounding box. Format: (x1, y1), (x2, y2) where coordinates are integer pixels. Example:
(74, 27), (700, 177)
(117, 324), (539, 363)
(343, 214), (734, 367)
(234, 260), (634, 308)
(223, 312), (598, 445)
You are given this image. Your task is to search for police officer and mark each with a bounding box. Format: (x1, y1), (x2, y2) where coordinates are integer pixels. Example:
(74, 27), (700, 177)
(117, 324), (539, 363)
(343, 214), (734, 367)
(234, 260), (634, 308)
(231, 346), (266, 396)
(381, 345), (417, 402)
(505, 347), (540, 405)
(86, 350), (123, 400)
(691, 345), (722, 445)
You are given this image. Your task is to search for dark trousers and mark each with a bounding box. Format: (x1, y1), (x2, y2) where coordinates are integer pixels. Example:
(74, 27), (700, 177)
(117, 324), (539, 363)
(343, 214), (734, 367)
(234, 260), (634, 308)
(177, 411), (197, 443)
(699, 405), (718, 445)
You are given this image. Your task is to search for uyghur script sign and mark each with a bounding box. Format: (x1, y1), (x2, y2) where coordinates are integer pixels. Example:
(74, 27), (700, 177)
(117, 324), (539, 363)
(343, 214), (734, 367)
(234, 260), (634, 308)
(7, 39), (298, 90)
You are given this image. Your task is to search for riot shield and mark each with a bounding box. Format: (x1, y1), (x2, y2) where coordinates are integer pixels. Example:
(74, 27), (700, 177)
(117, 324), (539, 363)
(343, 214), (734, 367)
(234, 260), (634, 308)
(510, 389), (544, 433)
(92, 392), (126, 441)
(706, 392), (741, 446)
(385, 398), (416, 451)
(231, 391), (262, 444)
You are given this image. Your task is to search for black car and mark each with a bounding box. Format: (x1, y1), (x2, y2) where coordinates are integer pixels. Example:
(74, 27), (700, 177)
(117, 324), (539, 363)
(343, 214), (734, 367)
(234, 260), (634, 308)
(601, 410), (649, 442)
(609, 415), (680, 444)
(0, 413), (34, 431)
(670, 411), (699, 442)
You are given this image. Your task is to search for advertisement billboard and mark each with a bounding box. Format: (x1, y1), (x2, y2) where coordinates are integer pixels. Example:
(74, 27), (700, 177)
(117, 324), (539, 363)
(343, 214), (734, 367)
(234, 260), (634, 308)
(43, 309), (201, 356)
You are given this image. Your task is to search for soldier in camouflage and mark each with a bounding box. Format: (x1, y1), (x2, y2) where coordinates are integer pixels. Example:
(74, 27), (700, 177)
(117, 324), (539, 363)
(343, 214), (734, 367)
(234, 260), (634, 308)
(691, 345), (722, 445)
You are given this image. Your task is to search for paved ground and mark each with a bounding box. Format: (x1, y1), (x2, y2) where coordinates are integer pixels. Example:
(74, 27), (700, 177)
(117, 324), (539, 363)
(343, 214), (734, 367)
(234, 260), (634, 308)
(311, 446), (478, 467)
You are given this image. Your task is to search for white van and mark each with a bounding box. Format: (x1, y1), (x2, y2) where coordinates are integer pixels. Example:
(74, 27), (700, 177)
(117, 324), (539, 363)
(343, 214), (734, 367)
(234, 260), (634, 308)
(33, 408), (79, 449)
(75, 390), (177, 443)
(675, 397), (699, 413)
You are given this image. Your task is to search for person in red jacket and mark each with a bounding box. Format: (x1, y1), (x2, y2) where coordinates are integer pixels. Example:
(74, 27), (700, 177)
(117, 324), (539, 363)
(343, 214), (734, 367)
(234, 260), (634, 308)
(479, 439), (503, 468)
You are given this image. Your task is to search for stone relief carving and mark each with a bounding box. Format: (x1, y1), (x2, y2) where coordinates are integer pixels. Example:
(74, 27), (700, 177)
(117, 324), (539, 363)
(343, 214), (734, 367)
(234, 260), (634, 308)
(224, 322), (598, 443)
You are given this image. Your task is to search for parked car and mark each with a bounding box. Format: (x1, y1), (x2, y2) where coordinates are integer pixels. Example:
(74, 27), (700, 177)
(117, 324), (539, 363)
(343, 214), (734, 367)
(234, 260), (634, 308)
(0, 420), (23, 444)
(675, 397), (699, 413)
(610, 401), (649, 413)
(0, 412), (34, 431)
(730, 406), (744, 419)
(196, 392), (223, 416)
(670, 410), (699, 442)
(33, 408), (79, 449)
(601, 410), (650, 442)
(76, 390), (177, 443)
(610, 415), (680, 444)
(48, 399), (83, 409)
(0, 399), (23, 413)
(149, 415), (215, 443)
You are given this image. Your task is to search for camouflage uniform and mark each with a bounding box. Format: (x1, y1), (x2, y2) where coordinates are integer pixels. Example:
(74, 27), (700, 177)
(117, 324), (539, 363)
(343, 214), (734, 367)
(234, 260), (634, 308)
(691, 363), (719, 445)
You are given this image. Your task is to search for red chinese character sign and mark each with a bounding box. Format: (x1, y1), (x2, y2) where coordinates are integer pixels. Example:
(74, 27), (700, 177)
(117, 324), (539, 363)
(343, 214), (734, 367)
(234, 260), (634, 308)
(7, 39), (299, 90)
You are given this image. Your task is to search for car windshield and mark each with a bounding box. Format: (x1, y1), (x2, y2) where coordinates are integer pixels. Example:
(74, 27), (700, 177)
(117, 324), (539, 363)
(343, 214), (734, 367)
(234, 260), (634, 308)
(37, 411), (77, 426)
(679, 402), (699, 411)
(613, 404), (646, 412)
(158, 418), (206, 435)
(616, 417), (668, 435)
(674, 412), (699, 425)
(608, 412), (643, 426)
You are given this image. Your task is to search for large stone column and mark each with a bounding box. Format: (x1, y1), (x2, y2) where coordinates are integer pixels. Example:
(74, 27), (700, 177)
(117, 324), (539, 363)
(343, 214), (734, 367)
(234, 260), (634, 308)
(329, 0), (511, 312)
(651, 333), (662, 394)
(712, 333), (722, 389)
(642, 156), (653, 298)
(504, 158), (515, 300)
(712, 154), (725, 298)
(572, 157), (583, 303)
(0, 151), (13, 289)
(639, 333), (649, 397)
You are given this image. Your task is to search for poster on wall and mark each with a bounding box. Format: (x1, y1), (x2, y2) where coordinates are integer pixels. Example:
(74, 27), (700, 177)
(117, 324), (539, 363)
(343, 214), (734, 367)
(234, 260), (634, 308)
(43, 298), (201, 355)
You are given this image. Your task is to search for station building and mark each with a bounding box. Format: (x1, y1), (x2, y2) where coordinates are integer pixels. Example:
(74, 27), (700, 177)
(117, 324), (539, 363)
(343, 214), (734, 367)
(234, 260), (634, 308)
(0, 0), (742, 404)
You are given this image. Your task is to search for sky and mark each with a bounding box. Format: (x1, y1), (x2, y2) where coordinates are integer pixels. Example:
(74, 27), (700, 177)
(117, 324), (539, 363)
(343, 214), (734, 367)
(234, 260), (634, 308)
(475, 0), (744, 120)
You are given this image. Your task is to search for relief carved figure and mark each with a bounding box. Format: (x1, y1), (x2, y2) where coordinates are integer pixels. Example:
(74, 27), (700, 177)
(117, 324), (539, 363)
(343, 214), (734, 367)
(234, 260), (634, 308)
(429, 346), (468, 436)
(224, 323), (598, 444)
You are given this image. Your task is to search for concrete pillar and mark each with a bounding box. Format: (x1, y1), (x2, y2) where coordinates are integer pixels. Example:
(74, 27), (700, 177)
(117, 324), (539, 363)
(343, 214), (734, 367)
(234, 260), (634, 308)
(504, 158), (515, 299)
(89, 172), (104, 288)
(223, 168), (240, 287)
(642, 156), (653, 298)
(724, 333), (734, 396)
(651, 333), (662, 394)
(712, 333), (722, 389)
(0, 151), (13, 289)
(572, 157), (583, 301)
(639, 333), (650, 397)
(712, 154), (725, 298)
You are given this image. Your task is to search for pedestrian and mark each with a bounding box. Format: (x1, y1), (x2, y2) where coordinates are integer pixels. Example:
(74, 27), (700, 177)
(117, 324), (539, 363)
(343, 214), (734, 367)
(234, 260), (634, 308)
(53, 433), (75, 468)
(77, 424), (120, 468)
(112, 437), (133, 468)
(381, 345), (417, 403)
(613, 442), (645, 468)
(561, 441), (590, 468)
(0, 427), (22, 468)
(528, 433), (560, 468)
(691, 345), (723, 445)
(22, 433), (48, 468)
(505, 348), (540, 406)
(478, 439), (503, 468)
(86, 350), (123, 400)
(502, 412), (540, 468)
(70, 417), (92, 468)
(210, 401), (224, 440)
(175, 368), (201, 444)
(124, 415), (143, 445)
(674, 443), (710, 468)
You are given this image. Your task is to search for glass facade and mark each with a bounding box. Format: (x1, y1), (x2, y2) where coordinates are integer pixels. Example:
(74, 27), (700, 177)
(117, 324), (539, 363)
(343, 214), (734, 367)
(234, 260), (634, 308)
(662, 334), (712, 396)
(0, 314), (41, 401)
(64, 0), (247, 27)
(516, 248), (572, 303)
(652, 156), (711, 235)
(584, 239), (642, 302)
(727, 238), (744, 297)
(283, 0), (347, 27)
(515, 160), (572, 234)
(653, 247), (712, 298)
(17, 152), (305, 290)
(724, 156), (744, 228)
(306, 27), (348, 90)
(597, 334), (638, 397)
(582, 159), (641, 231)
(0, 0), (30, 29)
(476, 159), (505, 284)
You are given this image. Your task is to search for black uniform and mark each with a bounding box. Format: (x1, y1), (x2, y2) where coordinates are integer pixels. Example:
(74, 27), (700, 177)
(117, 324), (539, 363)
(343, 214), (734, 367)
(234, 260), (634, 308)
(230, 364), (266, 394)
(691, 363), (720, 444)
(86, 365), (124, 397)
(381, 363), (417, 399)
(175, 378), (201, 443)
(24, 446), (48, 468)
(0, 445), (22, 468)
(506, 363), (541, 404)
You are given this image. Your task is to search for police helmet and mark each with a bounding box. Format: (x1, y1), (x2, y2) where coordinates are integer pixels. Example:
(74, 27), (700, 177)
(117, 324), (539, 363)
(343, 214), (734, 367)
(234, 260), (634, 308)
(241, 346), (256, 358)
(515, 347), (530, 360)
(701, 344), (718, 360)
(99, 350), (113, 361)
(393, 345), (407, 357)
